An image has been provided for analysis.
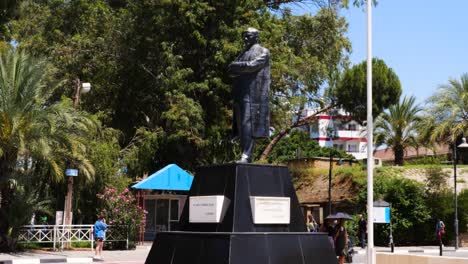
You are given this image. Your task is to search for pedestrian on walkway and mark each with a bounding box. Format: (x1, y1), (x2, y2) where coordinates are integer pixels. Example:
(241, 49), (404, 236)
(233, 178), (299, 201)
(39, 216), (48, 240)
(307, 214), (318, 232)
(436, 219), (445, 243)
(28, 213), (36, 239)
(357, 214), (367, 248)
(334, 219), (348, 264)
(94, 213), (108, 260)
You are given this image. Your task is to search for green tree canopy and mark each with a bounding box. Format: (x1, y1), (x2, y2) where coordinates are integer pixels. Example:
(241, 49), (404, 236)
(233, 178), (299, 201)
(0, 49), (99, 249)
(11, 0), (355, 170)
(335, 58), (402, 122)
(421, 73), (468, 144)
(257, 129), (352, 163)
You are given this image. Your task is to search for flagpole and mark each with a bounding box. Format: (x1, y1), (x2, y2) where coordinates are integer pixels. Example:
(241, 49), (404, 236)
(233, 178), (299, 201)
(366, 0), (375, 263)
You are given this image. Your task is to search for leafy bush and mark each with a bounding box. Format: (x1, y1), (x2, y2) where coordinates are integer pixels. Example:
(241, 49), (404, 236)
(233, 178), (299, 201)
(424, 165), (449, 192)
(315, 163), (468, 246)
(404, 155), (449, 165)
(334, 165), (367, 183)
(72, 241), (91, 248)
(17, 242), (53, 250)
(357, 175), (431, 245)
(96, 188), (146, 246)
(256, 130), (353, 163)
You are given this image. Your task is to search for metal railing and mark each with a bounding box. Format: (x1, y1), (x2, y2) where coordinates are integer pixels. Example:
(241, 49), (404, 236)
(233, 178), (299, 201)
(17, 224), (129, 250)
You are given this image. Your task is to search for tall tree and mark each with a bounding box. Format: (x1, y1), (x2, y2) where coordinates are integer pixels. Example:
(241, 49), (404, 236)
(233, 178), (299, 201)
(334, 58), (402, 122)
(422, 73), (468, 143)
(374, 96), (421, 166)
(0, 49), (97, 249)
(259, 6), (351, 160)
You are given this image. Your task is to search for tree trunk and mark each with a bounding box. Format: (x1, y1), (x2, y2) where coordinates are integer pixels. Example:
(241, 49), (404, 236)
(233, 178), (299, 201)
(394, 145), (404, 166)
(0, 153), (18, 252)
(259, 105), (332, 161)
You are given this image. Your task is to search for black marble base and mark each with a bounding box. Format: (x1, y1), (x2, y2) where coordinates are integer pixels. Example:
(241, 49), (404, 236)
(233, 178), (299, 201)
(145, 232), (337, 264)
(145, 164), (337, 264)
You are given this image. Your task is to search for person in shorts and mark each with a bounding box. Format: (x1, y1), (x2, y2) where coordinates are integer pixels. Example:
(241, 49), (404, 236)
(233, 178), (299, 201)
(94, 214), (108, 260)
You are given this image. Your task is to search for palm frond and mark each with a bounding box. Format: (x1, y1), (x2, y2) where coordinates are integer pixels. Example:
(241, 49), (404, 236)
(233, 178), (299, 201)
(374, 95), (421, 165)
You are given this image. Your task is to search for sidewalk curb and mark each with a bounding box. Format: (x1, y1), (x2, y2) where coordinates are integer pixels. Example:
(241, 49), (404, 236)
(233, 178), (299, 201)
(354, 249), (468, 254)
(0, 257), (93, 264)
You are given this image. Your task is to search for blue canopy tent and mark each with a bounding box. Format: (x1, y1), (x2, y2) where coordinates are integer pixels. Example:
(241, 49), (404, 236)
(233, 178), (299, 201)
(132, 164), (193, 242)
(133, 164), (194, 241)
(132, 164), (193, 191)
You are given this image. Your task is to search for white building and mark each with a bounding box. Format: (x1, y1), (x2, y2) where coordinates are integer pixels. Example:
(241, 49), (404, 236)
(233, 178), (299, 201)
(302, 108), (367, 160)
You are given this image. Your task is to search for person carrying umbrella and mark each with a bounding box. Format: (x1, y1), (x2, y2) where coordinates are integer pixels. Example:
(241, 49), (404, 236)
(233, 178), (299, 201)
(331, 212), (352, 264)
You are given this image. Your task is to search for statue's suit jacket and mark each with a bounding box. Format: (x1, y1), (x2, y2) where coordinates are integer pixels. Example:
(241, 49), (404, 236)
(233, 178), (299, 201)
(230, 43), (270, 138)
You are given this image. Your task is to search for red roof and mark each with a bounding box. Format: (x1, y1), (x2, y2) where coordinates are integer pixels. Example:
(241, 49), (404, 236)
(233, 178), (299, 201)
(374, 144), (450, 161)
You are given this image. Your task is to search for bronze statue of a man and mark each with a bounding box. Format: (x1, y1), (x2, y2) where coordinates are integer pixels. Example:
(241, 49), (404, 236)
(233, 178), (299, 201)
(228, 27), (270, 163)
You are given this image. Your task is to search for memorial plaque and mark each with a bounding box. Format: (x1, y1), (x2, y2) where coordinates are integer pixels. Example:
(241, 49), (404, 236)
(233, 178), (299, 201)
(250, 196), (290, 224)
(189, 195), (230, 223)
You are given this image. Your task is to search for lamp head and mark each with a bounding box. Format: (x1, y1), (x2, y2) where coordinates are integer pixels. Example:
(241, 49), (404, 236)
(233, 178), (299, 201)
(81, 82), (91, 94)
(458, 137), (468, 149)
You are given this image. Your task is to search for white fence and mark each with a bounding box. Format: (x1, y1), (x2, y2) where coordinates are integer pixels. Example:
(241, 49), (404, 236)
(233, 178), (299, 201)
(17, 225), (129, 250)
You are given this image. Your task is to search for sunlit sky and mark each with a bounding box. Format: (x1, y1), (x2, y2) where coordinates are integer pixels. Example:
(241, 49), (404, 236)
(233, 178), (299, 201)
(288, 0), (468, 104)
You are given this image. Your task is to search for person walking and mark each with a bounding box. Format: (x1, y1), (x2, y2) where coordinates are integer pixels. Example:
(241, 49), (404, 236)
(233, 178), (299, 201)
(307, 214), (318, 232)
(94, 214), (108, 260)
(357, 214), (367, 248)
(436, 219), (445, 243)
(334, 220), (348, 264)
(39, 216), (48, 240)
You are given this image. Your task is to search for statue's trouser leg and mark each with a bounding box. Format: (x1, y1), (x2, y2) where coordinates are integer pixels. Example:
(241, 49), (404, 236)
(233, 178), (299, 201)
(234, 103), (242, 139)
(240, 100), (254, 161)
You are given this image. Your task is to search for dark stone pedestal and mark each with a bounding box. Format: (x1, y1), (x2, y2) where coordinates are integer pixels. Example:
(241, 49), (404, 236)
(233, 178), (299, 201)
(147, 232), (336, 264)
(145, 164), (337, 264)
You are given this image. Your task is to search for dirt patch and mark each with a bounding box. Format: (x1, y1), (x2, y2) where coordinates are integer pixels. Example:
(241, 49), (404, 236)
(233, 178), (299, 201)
(295, 172), (357, 204)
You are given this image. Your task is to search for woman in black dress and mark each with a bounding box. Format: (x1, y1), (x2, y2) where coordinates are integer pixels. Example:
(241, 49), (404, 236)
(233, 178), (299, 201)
(334, 220), (348, 264)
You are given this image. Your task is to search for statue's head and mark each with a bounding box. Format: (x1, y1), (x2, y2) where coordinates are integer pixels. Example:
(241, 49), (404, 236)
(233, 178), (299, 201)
(242, 27), (259, 48)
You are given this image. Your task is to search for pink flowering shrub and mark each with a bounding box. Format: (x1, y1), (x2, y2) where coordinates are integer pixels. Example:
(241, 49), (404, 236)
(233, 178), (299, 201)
(96, 187), (146, 242)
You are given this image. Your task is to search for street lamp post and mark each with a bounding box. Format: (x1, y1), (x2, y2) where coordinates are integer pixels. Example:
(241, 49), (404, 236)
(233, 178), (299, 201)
(63, 80), (91, 228)
(326, 123), (338, 216)
(454, 137), (468, 249)
(328, 150), (333, 215)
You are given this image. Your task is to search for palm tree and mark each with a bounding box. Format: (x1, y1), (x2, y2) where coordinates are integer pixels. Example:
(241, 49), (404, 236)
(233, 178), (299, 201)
(422, 73), (468, 143)
(0, 49), (97, 247)
(374, 96), (421, 166)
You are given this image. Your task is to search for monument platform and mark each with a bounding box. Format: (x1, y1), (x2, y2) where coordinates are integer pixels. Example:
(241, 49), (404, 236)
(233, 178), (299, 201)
(145, 163), (337, 264)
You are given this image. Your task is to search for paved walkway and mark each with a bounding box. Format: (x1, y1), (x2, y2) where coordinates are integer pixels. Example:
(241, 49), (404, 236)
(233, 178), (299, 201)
(353, 246), (468, 254)
(0, 244), (151, 264)
(2, 245), (468, 263)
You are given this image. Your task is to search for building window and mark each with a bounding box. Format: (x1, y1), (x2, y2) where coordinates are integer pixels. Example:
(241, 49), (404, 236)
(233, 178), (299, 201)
(334, 144), (344, 150)
(348, 124), (357, 131)
(347, 144), (358, 152)
(310, 123), (318, 134)
(335, 122), (344, 130)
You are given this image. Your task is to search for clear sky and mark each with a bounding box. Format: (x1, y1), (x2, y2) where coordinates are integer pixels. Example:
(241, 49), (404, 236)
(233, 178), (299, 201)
(289, 0), (468, 104)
